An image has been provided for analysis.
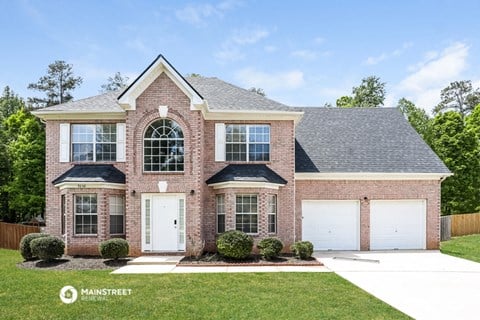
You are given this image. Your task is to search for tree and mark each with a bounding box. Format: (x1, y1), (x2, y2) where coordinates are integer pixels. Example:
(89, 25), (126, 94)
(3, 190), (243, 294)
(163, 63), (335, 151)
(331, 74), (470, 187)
(336, 96), (354, 108)
(28, 60), (83, 108)
(397, 98), (432, 144)
(3, 109), (45, 222)
(336, 76), (386, 108)
(0, 87), (24, 119)
(248, 87), (266, 97)
(100, 72), (130, 92)
(430, 111), (480, 214)
(0, 87), (26, 221)
(466, 103), (480, 141)
(352, 76), (386, 107)
(433, 80), (480, 118)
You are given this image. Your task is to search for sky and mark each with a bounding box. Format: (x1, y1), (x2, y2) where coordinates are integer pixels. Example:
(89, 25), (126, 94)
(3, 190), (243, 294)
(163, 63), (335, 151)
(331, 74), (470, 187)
(1, 0), (480, 114)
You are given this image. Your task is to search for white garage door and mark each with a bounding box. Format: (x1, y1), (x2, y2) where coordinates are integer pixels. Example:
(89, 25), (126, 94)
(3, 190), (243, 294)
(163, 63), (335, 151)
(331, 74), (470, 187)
(370, 200), (426, 250)
(302, 200), (360, 250)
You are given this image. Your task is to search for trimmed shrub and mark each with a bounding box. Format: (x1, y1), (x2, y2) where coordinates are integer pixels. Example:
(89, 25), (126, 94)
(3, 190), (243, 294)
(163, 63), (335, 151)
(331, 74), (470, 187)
(99, 238), (129, 260)
(290, 241), (314, 260)
(30, 236), (65, 261)
(216, 230), (253, 260)
(257, 237), (283, 260)
(19, 233), (50, 260)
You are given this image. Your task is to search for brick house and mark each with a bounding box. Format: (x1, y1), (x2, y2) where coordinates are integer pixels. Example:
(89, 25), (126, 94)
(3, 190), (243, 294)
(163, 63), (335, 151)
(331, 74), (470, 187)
(33, 55), (451, 256)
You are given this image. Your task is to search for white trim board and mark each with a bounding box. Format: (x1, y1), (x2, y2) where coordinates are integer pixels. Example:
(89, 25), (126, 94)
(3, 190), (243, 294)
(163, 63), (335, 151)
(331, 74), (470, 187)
(295, 172), (452, 181)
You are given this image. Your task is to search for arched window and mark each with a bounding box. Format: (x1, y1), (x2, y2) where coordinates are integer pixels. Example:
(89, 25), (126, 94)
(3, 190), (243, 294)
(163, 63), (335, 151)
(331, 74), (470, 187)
(144, 119), (184, 172)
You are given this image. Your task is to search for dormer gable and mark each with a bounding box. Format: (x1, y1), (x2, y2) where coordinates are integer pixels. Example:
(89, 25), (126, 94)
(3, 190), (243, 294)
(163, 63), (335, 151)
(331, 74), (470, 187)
(117, 54), (203, 111)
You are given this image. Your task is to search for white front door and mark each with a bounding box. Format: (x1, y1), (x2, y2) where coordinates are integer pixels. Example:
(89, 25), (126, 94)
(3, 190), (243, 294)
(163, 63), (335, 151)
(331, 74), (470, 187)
(142, 194), (185, 251)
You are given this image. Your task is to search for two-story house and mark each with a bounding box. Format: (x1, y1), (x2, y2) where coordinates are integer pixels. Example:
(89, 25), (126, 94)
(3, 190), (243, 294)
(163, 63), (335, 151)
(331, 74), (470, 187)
(33, 55), (451, 256)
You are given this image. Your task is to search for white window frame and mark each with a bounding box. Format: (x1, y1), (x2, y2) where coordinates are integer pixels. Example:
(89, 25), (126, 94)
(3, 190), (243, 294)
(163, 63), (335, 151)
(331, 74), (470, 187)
(109, 195), (125, 235)
(74, 194), (98, 235)
(216, 194), (226, 234)
(267, 194), (277, 234)
(225, 124), (270, 162)
(71, 124), (117, 162)
(235, 194), (258, 234)
(143, 119), (185, 172)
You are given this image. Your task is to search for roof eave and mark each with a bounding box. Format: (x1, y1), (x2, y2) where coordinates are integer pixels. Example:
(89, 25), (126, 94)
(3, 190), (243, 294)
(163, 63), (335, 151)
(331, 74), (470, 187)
(32, 110), (126, 120)
(295, 172), (453, 181)
(207, 181), (285, 190)
(202, 107), (304, 124)
(53, 181), (126, 190)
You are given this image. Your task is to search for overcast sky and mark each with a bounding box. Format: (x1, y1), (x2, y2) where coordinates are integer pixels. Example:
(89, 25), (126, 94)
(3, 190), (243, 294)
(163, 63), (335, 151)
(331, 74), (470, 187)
(1, 0), (479, 114)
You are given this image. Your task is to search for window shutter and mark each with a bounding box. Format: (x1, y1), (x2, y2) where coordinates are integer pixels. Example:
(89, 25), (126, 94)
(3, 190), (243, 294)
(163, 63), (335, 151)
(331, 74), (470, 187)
(116, 123), (126, 162)
(59, 123), (70, 162)
(215, 123), (226, 162)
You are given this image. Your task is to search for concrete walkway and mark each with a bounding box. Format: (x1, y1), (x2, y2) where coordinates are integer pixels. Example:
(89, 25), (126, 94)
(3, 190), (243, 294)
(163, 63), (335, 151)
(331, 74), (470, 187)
(315, 250), (480, 320)
(111, 256), (330, 274)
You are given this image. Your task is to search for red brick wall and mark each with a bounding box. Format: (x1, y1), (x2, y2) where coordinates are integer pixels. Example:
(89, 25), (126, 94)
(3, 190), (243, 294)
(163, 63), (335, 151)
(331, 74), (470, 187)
(44, 120), (126, 255)
(125, 73), (204, 256)
(295, 180), (442, 249)
(202, 120), (296, 251)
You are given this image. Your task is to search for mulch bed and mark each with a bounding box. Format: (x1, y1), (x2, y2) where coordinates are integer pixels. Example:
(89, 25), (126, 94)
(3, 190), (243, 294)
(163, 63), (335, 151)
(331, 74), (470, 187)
(17, 254), (322, 270)
(178, 253), (323, 267)
(17, 256), (130, 271)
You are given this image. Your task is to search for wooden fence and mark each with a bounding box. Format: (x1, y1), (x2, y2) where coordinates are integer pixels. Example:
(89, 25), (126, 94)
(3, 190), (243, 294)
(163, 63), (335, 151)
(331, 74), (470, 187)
(440, 215), (451, 241)
(450, 212), (480, 237)
(0, 222), (40, 250)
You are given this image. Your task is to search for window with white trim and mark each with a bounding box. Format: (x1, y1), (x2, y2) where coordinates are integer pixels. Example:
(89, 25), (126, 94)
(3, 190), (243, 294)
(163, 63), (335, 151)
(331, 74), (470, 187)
(144, 119), (184, 172)
(72, 124), (116, 161)
(267, 194), (277, 233)
(225, 124), (270, 161)
(74, 194), (97, 235)
(235, 194), (258, 233)
(61, 195), (66, 235)
(109, 195), (125, 235)
(216, 194), (225, 233)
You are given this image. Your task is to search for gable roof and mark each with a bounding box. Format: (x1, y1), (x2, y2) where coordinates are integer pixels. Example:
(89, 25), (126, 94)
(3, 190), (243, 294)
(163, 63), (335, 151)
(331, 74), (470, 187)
(52, 164), (126, 185)
(118, 55), (203, 110)
(186, 77), (294, 111)
(206, 164), (287, 185)
(295, 107), (451, 175)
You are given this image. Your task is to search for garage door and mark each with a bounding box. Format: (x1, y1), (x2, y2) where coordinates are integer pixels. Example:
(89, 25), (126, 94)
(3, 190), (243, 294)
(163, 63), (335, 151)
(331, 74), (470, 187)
(302, 200), (360, 250)
(370, 200), (426, 250)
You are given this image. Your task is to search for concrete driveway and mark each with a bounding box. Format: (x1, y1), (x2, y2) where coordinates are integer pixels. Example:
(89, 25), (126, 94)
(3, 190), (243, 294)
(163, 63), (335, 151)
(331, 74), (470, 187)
(315, 250), (480, 320)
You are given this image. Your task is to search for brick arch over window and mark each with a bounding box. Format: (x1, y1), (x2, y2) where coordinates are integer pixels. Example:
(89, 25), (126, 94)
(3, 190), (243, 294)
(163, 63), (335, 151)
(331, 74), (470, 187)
(143, 118), (185, 172)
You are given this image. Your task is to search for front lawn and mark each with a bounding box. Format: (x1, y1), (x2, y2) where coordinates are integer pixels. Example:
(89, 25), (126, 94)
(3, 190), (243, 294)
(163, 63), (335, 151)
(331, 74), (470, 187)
(0, 249), (409, 319)
(441, 234), (480, 263)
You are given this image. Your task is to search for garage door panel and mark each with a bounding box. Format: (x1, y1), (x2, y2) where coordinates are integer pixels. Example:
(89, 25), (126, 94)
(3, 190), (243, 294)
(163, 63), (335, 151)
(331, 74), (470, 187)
(302, 200), (360, 250)
(370, 200), (426, 250)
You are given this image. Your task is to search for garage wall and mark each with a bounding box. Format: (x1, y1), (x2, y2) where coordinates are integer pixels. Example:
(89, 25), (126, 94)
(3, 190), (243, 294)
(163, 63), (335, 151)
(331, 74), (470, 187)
(295, 180), (441, 250)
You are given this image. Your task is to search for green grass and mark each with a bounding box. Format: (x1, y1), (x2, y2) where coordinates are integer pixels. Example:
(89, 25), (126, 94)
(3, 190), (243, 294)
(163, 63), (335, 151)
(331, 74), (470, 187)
(441, 234), (480, 263)
(0, 249), (409, 320)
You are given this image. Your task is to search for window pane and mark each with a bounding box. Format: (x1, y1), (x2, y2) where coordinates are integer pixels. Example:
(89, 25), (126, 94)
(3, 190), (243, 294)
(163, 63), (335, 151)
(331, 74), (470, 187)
(144, 119), (184, 172)
(109, 195), (125, 234)
(75, 194), (98, 235)
(226, 125), (269, 162)
(235, 195), (258, 233)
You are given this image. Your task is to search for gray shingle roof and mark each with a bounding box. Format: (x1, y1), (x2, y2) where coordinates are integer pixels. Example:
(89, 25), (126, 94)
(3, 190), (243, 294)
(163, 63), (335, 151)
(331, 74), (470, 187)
(52, 164), (126, 185)
(35, 77), (294, 113)
(206, 164), (287, 185)
(186, 77), (294, 111)
(295, 107), (451, 174)
(35, 90), (124, 113)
